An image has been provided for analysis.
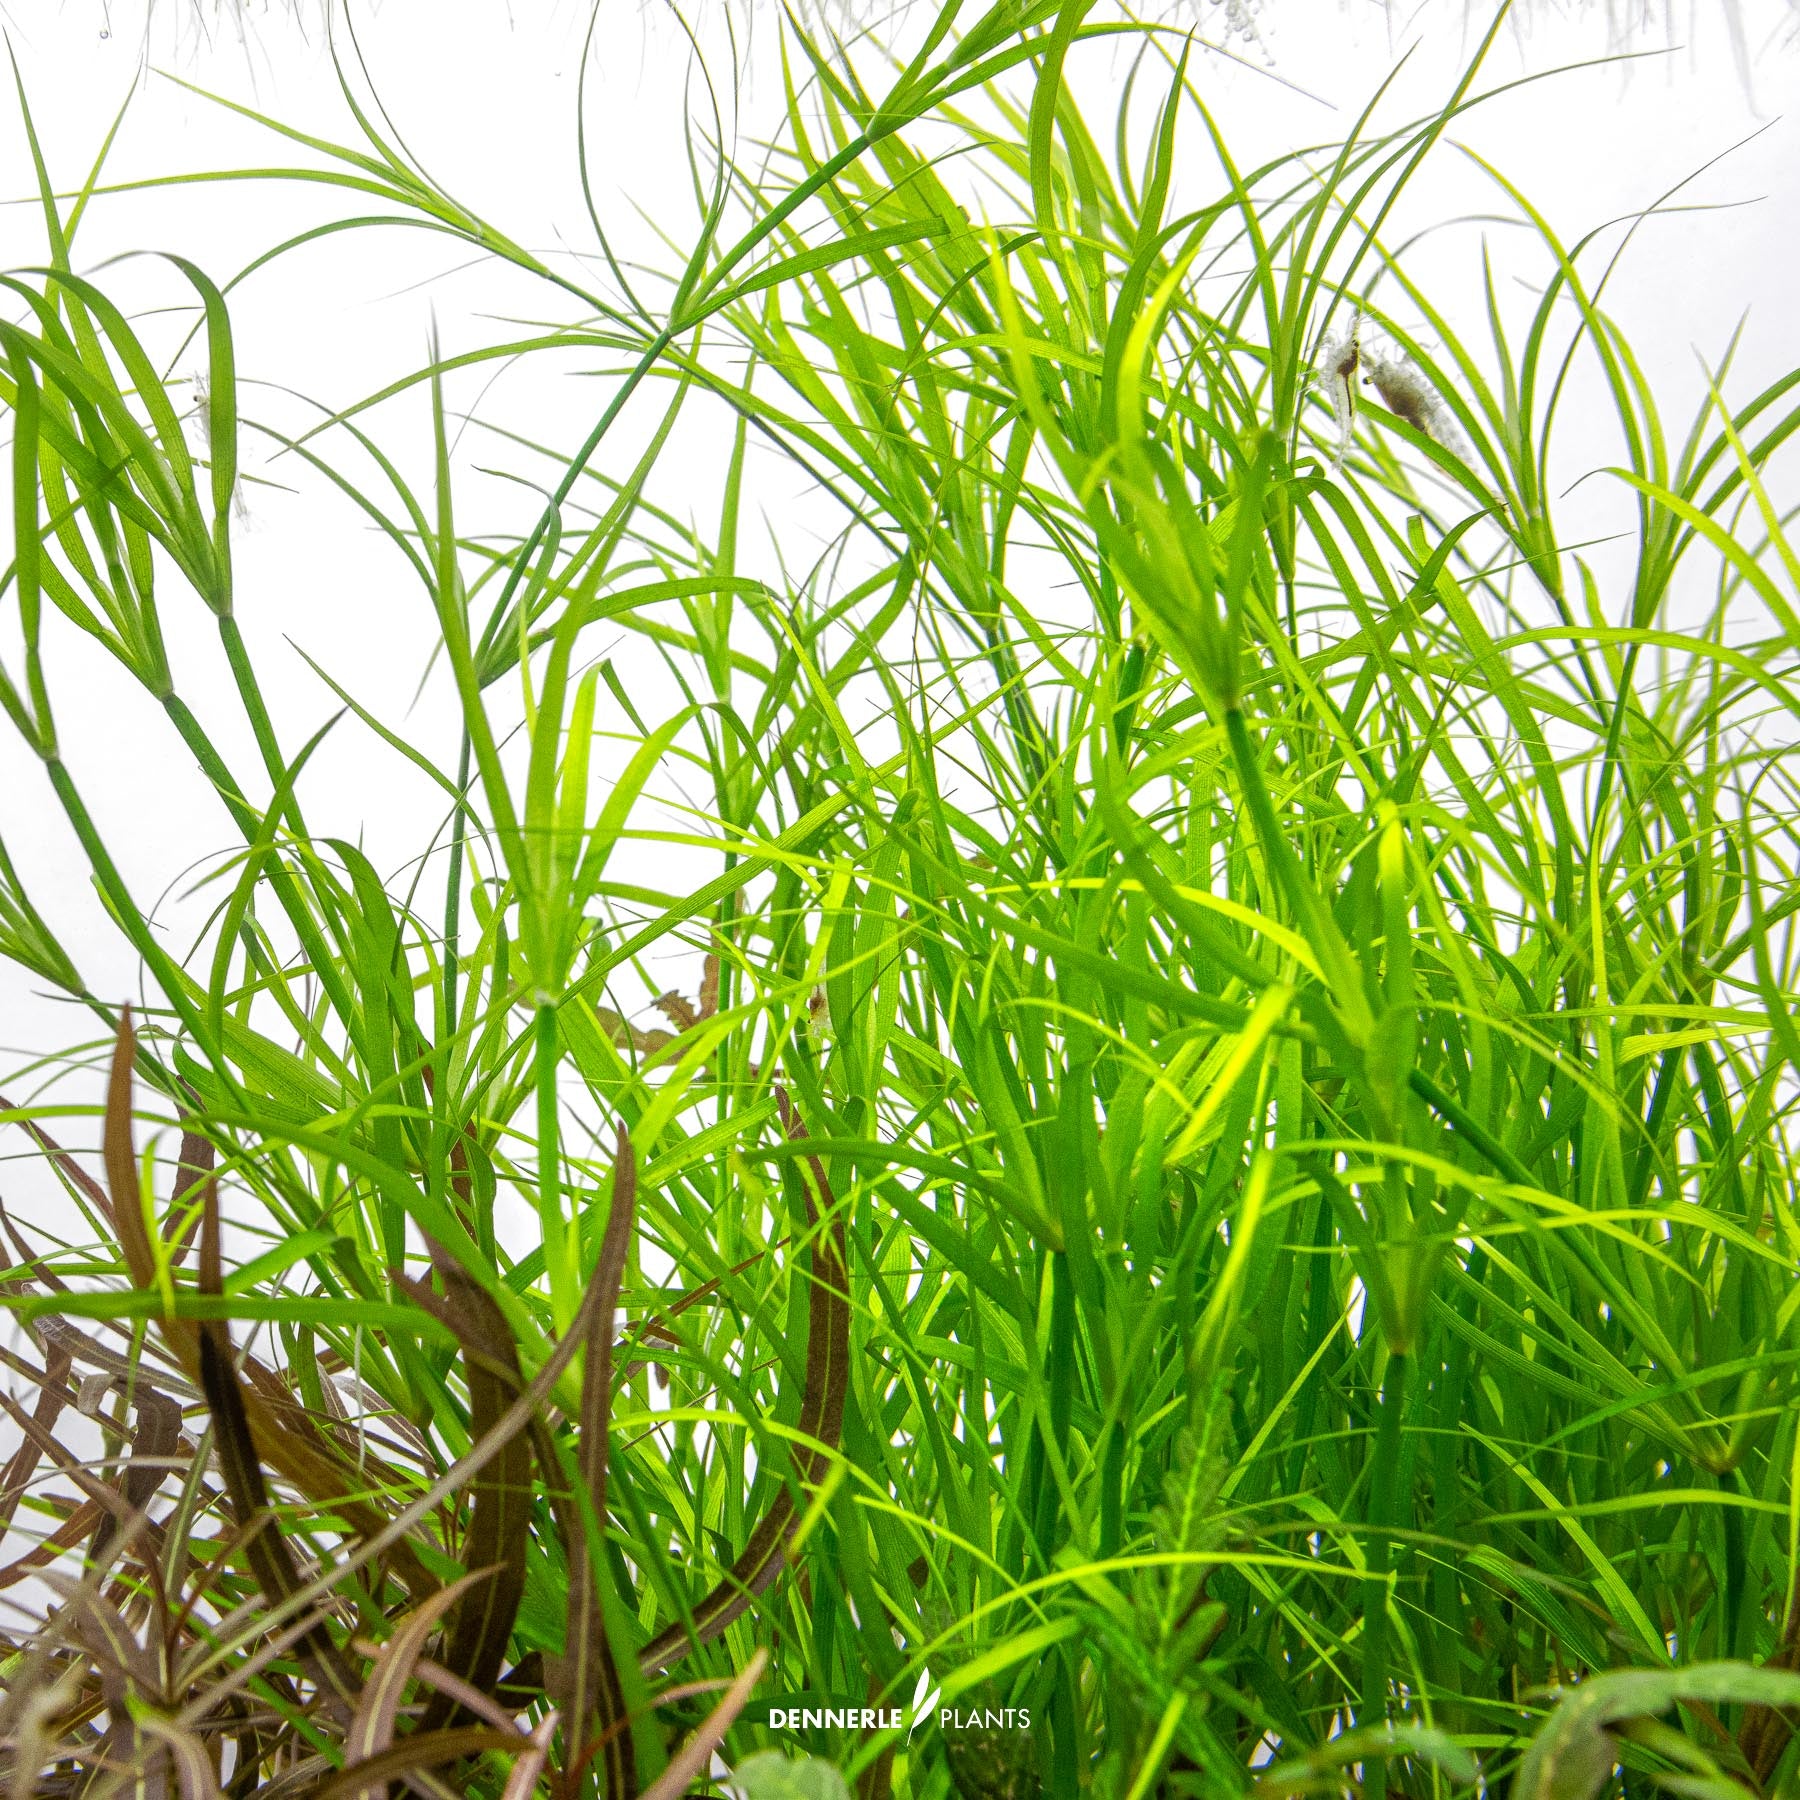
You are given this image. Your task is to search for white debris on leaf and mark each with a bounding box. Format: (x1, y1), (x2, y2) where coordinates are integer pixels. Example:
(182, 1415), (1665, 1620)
(191, 368), (250, 523)
(1363, 353), (1469, 456)
(1314, 312), (1362, 473)
(1312, 322), (1470, 469)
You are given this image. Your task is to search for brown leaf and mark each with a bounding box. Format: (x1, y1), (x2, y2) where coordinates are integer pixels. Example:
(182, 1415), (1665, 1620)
(193, 1174), (358, 1720)
(593, 1007), (674, 1057)
(0, 1097), (116, 1233)
(0, 1499), (104, 1590)
(134, 1712), (224, 1800)
(0, 1637), (88, 1800)
(638, 1650), (765, 1800)
(241, 1754), (334, 1800)
(407, 1656), (533, 1734)
(39, 1570), (158, 1709)
(650, 990), (697, 1033)
(89, 1380), (182, 1566)
(101, 1008), (159, 1296)
(401, 1239), (531, 1729)
(182, 1229), (634, 1755)
(166, 1126), (213, 1269)
(561, 1124), (638, 1799)
(28, 1312), (189, 1393)
(0, 1343), (73, 1534)
(637, 1091), (847, 1674)
(497, 1709), (558, 1800)
(93, 1037), (430, 1597)
(343, 1569), (494, 1800)
(0, 1391), (163, 1569)
(308, 1728), (522, 1800)
(1742, 1637), (1800, 1785)
(493, 1652), (544, 1711)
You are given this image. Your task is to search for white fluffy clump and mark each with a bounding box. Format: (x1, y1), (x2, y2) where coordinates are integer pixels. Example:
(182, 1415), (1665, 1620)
(1361, 352), (1469, 456)
(1311, 315), (1468, 468)
(1314, 312), (1362, 473)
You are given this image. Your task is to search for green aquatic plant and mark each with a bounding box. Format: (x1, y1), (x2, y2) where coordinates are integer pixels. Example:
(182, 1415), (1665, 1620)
(2, 3), (1800, 1797)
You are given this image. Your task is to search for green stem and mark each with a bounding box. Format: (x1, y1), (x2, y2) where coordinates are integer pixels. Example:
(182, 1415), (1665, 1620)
(536, 1003), (572, 1325)
(1361, 1350), (1409, 1800)
(159, 692), (257, 835)
(217, 614), (299, 830)
(442, 731), (473, 1039)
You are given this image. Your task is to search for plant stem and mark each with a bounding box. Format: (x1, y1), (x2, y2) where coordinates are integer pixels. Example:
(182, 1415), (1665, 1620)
(1362, 1349), (1409, 1800)
(537, 1001), (572, 1323)
(442, 731), (473, 1038)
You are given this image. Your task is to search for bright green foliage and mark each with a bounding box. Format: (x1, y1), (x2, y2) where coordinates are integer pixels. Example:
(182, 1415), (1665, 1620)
(2, 4), (1800, 1799)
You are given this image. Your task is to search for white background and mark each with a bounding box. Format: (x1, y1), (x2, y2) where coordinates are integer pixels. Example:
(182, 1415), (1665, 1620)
(0, 0), (1795, 1121)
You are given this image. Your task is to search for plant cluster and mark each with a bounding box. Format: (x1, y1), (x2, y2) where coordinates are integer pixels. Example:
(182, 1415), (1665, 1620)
(1, 3), (1799, 1797)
